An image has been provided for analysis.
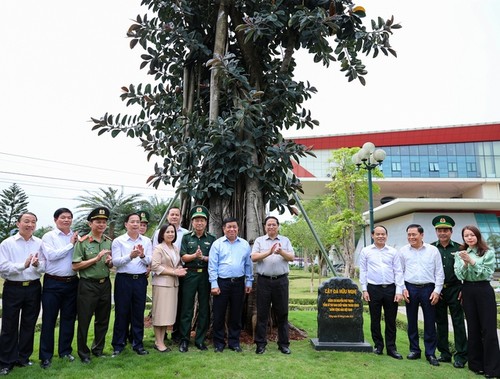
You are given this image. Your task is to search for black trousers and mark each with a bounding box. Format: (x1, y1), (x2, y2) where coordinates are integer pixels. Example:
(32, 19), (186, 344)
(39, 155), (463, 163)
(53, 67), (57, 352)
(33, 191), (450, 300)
(39, 276), (78, 360)
(462, 281), (500, 377)
(76, 278), (111, 360)
(367, 283), (398, 352)
(112, 273), (148, 351)
(0, 280), (41, 368)
(212, 277), (245, 349)
(254, 275), (290, 348)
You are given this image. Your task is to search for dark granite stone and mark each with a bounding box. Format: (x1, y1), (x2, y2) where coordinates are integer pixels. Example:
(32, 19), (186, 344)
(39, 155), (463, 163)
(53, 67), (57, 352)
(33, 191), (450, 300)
(310, 277), (372, 352)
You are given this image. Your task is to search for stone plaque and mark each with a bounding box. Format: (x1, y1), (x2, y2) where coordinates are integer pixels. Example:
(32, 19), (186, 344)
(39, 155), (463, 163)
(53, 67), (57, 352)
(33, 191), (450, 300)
(310, 277), (372, 351)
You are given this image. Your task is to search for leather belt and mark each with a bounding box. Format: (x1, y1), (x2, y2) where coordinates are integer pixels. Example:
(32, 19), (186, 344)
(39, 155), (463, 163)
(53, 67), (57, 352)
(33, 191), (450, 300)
(443, 281), (461, 289)
(82, 277), (109, 284)
(406, 282), (433, 288)
(258, 274), (287, 280)
(187, 267), (207, 272)
(368, 283), (395, 288)
(219, 276), (244, 282)
(4, 279), (40, 287)
(118, 273), (147, 279)
(45, 273), (78, 283)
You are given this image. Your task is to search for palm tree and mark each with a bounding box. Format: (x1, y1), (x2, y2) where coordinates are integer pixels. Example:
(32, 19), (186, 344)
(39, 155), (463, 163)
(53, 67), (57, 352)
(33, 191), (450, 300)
(74, 187), (143, 239)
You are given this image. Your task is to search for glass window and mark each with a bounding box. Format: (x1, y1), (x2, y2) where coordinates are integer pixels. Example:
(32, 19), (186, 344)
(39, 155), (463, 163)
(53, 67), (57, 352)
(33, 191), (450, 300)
(456, 143), (465, 155)
(466, 162), (477, 172)
(429, 162), (439, 172)
(410, 162), (420, 172)
(391, 162), (401, 172)
(448, 162), (458, 171)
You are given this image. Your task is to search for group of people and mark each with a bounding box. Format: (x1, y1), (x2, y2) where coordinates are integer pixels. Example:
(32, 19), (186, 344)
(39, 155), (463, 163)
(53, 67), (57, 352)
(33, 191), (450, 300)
(359, 215), (500, 378)
(0, 205), (296, 376)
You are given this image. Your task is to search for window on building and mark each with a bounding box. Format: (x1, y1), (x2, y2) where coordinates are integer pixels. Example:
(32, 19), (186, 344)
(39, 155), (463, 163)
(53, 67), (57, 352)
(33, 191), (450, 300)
(466, 162), (477, 172)
(391, 162), (401, 172)
(429, 162), (439, 172)
(448, 162), (458, 172)
(410, 162), (420, 172)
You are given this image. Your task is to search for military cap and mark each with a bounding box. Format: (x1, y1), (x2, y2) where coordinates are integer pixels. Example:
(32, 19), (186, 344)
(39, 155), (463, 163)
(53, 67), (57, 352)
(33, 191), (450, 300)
(87, 207), (110, 221)
(139, 211), (150, 223)
(432, 215), (455, 229)
(190, 205), (209, 219)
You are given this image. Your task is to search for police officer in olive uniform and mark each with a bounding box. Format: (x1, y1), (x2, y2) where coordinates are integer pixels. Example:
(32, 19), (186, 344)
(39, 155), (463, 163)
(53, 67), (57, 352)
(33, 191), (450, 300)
(72, 207), (113, 364)
(431, 215), (467, 368)
(138, 211), (149, 236)
(178, 206), (216, 352)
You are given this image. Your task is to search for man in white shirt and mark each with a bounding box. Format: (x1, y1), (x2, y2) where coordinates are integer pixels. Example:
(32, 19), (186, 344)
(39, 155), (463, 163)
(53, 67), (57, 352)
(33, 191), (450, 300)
(39, 208), (79, 369)
(0, 212), (44, 375)
(359, 225), (404, 360)
(111, 213), (152, 356)
(399, 224), (444, 366)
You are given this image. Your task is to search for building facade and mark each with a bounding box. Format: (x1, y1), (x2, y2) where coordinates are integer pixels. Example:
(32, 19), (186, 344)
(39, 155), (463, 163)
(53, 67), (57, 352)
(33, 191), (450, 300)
(291, 123), (500, 267)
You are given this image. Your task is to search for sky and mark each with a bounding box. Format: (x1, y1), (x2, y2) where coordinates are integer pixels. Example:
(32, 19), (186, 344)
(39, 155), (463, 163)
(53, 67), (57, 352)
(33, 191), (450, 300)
(1, 1), (499, 228)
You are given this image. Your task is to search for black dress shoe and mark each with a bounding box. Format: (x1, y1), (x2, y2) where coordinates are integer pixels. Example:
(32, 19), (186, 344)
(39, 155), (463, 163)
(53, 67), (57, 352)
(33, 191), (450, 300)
(81, 357), (91, 364)
(214, 346), (224, 353)
(278, 346), (291, 355)
(373, 348), (383, 355)
(426, 355), (440, 366)
(179, 341), (189, 353)
(406, 351), (421, 360)
(438, 356), (451, 363)
(256, 346), (266, 354)
(111, 350), (122, 358)
(453, 361), (465, 369)
(135, 348), (149, 355)
(387, 350), (403, 360)
(40, 359), (51, 369)
(195, 343), (208, 351)
(0, 367), (12, 376)
(229, 346), (243, 352)
(61, 354), (75, 362)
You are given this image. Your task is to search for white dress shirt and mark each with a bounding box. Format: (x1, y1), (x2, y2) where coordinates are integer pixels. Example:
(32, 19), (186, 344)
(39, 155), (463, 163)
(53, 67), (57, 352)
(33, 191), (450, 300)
(112, 233), (152, 274)
(40, 228), (76, 277)
(359, 243), (404, 294)
(399, 242), (445, 293)
(0, 233), (45, 280)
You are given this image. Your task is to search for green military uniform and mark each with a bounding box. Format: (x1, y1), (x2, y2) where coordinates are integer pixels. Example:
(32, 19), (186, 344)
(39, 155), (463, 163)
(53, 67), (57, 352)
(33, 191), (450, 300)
(72, 207), (113, 361)
(431, 215), (467, 366)
(179, 206), (216, 347)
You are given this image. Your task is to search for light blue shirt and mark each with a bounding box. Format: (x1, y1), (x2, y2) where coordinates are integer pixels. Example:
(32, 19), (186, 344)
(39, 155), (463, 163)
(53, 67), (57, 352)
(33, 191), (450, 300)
(208, 236), (253, 289)
(112, 233), (152, 274)
(40, 228), (76, 277)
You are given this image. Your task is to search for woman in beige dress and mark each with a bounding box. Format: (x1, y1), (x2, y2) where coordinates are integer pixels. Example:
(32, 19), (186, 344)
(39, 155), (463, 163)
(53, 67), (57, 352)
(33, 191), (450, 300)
(151, 223), (186, 352)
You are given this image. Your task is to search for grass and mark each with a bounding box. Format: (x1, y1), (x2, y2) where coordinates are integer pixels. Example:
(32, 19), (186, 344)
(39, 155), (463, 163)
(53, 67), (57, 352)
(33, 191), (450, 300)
(0, 271), (498, 378)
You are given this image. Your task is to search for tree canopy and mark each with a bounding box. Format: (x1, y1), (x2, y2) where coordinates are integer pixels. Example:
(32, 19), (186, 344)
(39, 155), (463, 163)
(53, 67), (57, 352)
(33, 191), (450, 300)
(0, 183), (29, 241)
(91, 0), (400, 242)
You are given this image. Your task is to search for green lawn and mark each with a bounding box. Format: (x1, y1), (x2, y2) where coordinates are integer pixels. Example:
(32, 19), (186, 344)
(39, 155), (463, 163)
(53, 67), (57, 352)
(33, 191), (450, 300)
(0, 270), (489, 378)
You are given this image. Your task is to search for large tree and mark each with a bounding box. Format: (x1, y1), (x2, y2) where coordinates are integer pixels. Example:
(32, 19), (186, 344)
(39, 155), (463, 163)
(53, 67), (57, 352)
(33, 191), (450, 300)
(0, 183), (29, 241)
(91, 0), (400, 245)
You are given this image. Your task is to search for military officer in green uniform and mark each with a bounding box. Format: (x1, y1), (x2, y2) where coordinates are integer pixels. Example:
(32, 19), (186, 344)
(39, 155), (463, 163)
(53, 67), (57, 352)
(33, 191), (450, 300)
(138, 210), (149, 236)
(178, 205), (216, 352)
(431, 215), (467, 368)
(72, 207), (113, 364)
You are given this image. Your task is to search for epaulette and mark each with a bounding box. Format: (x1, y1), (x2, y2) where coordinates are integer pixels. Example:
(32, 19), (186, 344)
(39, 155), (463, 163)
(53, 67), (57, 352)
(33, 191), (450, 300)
(78, 235), (90, 242)
(103, 234), (113, 241)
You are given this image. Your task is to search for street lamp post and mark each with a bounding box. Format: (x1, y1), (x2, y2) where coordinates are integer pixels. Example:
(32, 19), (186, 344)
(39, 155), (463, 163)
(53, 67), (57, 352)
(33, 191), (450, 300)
(352, 142), (386, 243)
